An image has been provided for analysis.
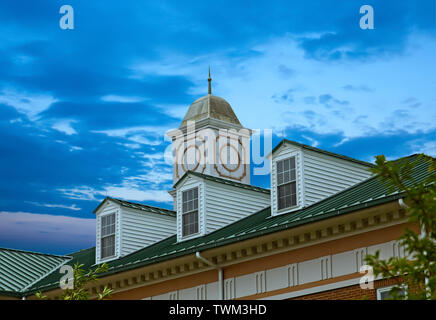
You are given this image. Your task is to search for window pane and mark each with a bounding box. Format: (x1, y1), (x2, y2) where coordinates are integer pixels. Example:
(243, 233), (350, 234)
(277, 173), (283, 185)
(277, 160), (283, 173)
(290, 169), (296, 181)
(284, 158), (290, 171)
(283, 170), (290, 184)
(291, 181), (296, 194)
(182, 188), (198, 213)
(290, 157), (295, 169)
(291, 193), (297, 206)
(101, 235), (115, 258)
(278, 181), (297, 210)
(182, 211), (198, 236)
(277, 157), (296, 187)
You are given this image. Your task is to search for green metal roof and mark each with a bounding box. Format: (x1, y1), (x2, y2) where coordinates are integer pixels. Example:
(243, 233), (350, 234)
(0, 248), (70, 297)
(270, 139), (375, 167)
(174, 171), (270, 194)
(94, 197), (176, 217)
(6, 154), (435, 297)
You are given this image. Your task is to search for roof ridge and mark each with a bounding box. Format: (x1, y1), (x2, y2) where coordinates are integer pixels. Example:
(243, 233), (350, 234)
(108, 197), (175, 213)
(272, 139), (374, 167)
(0, 247), (71, 259)
(65, 246), (96, 257)
(174, 170), (270, 193)
(94, 196), (175, 215)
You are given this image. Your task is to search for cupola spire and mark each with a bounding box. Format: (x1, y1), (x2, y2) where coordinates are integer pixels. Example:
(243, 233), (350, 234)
(208, 66), (212, 95)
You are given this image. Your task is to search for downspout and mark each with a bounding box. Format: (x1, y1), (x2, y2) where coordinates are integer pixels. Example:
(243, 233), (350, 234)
(195, 252), (223, 300)
(398, 198), (408, 210)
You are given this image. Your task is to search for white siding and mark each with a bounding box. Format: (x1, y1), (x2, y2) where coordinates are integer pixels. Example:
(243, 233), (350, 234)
(302, 149), (372, 206)
(271, 143), (372, 216)
(95, 201), (121, 264)
(120, 207), (176, 257)
(204, 180), (270, 234)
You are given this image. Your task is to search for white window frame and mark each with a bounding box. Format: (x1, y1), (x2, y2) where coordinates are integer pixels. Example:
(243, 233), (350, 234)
(181, 187), (199, 238)
(376, 285), (407, 300)
(100, 213), (116, 260)
(276, 156), (298, 212)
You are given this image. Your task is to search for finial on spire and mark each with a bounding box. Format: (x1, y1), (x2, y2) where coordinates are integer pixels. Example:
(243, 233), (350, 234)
(208, 66), (212, 95)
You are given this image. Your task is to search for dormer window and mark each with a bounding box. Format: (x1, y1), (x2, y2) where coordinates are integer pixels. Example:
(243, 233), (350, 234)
(182, 187), (199, 237)
(101, 213), (116, 259)
(277, 157), (297, 210)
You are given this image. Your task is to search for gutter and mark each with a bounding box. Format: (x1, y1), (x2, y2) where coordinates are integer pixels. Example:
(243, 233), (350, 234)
(195, 252), (223, 300)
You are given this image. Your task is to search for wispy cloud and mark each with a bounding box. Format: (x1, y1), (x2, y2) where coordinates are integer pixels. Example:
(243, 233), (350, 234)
(52, 119), (77, 135)
(342, 84), (373, 92)
(25, 202), (81, 211)
(0, 89), (58, 120)
(101, 95), (147, 103)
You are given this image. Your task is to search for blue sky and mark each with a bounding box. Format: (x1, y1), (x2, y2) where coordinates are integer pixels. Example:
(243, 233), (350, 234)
(0, 0), (435, 255)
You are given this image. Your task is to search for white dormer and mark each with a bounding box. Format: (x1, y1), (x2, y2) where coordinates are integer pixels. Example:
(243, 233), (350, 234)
(268, 139), (373, 217)
(174, 172), (271, 242)
(94, 197), (176, 264)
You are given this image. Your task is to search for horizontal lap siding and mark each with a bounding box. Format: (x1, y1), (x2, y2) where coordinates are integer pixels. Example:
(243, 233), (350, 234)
(205, 181), (270, 233)
(120, 208), (176, 256)
(303, 150), (372, 207)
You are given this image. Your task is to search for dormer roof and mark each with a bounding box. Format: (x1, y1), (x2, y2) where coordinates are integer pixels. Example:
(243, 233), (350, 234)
(268, 138), (374, 167)
(93, 197), (175, 217)
(173, 170), (270, 194)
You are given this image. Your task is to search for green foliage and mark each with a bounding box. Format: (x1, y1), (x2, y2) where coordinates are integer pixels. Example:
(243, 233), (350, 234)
(36, 262), (113, 300)
(365, 154), (436, 300)
(35, 291), (47, 300)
